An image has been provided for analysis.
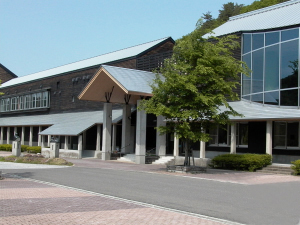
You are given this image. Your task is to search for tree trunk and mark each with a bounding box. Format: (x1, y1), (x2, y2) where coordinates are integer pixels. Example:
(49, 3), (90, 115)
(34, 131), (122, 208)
(183, 139), (190, 166)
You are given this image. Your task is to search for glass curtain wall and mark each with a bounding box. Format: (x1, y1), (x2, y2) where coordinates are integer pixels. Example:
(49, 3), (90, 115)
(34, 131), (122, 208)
(242, 28), (299, 107)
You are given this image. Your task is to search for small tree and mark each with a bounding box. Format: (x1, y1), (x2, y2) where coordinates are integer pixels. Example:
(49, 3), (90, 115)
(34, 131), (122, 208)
(139, 25), (249, 166)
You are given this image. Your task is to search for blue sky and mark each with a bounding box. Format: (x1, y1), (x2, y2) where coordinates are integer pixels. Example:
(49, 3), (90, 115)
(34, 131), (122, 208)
(1, 0), (254, 77)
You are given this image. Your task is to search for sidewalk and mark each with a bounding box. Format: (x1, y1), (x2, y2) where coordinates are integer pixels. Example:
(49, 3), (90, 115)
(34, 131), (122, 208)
(0, 175), (228, 225)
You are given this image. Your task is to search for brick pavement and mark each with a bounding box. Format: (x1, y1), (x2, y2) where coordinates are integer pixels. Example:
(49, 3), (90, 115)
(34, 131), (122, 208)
(0, 176), (229, 225)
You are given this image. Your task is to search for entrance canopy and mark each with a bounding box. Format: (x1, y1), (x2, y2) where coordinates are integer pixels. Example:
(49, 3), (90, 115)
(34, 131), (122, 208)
(78, 65), (155, 104)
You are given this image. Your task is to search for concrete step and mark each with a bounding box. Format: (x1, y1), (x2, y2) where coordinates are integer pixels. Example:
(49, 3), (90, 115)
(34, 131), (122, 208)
(117, 154), (135, 163)
(152, 156), (175, 165)
(256, 164), (293, 175)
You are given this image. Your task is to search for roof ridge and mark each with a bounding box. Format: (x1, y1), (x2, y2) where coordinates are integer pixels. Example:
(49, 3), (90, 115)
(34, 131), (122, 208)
(229, 0), (300, 21)
(102, 64), (156, 74)
(22, 37), (170, 77)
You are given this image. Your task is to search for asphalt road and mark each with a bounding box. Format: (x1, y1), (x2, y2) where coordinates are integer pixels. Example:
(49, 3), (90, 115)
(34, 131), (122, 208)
(2, 166), (300, 225)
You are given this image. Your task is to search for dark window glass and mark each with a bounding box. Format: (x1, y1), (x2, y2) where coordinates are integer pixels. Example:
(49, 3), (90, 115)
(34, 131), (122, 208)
(242, 95), (250, 101)
(264, 91), (279, 105)
(281, 89), (298, 106)
(252, 49), (264, 93)
(218, 125), (227, 145)
(287, 122), (299, 147)
(252, 33), (264, 50)
(243, 34), (251, 54)
(274, 122), (286, 147)
(265, 45), (279, 91)
(242, 54), (251, 95)
(281, 28), (299, 42)
(280, 40), (299, 89)
(252, 93), (263, 103)
(265, 32), (279, 46)
(238, 123), (248, 145)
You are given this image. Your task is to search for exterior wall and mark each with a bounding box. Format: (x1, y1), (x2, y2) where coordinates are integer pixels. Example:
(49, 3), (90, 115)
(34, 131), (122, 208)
(0, 64), (17, 84)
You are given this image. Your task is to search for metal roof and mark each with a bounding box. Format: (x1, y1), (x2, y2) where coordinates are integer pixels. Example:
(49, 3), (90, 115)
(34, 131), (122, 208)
(0, 110), (123, 136)
(102, 65), (155, 95)
(222, 100), (300, 121)
(203, 0), (300, 38)
(1, 37), (172, 89)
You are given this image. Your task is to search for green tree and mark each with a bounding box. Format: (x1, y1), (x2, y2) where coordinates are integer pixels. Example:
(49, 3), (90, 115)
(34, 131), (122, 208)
(218, 2), (244, 22)
(139, 25), (249, 166)
(240, 0), (289, 14)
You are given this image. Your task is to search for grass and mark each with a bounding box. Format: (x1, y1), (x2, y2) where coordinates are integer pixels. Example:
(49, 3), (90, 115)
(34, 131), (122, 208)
(0, 154), (73, 166)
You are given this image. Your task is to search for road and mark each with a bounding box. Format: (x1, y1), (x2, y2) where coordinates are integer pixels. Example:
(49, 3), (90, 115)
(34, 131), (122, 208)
(2, 163), (300, 225)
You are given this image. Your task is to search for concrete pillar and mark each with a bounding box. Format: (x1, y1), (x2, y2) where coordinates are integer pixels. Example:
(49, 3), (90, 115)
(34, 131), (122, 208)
(48, 135), (51, 147)
(102, 102), (112, 160)
(7, 127), (10, 144)
(96, 124), (101, 151)
(135, 100), (147, 164)
(156, 115), (166, 156)
(174, 134), (179, 156)
(21, 127), (25, 145)
(266, 121), (272, 155)
(41, 135), (45, 148)
(38, 126), (42, 146)
(64, 136), (69, 150)
(0, 127), (3, 144)
(29, 126), (33, 146)
(121, 104), (131, 153)
(12, 141), (21, 156)
(200, 141), (206, 158)
(230, 123), (237, 154)
(82, 131), (86, 150)
(50, 142), (59, 158)
(112, 124), (117, 151)
(78, 135), (83, 159)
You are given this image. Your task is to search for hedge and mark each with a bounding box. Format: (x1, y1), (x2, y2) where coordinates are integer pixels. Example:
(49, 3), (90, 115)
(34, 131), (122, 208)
(210, 154), (272, 172)
(26, 146), (41, 154)
(291, 160), (300, 175)
(0, 144), (29, 152)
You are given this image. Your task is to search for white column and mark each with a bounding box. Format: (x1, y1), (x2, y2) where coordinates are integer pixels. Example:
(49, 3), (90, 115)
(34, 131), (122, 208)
(173, 134), (179, 156)
(38, 126), (42, 146)
(21, 127), (25, 145)
(266, 121), (272, 156)
(112, 124), (117, 151)
(102, 102), (112, 160)
(78, 135), (83, 159)
(230, 123), (236, 154)
(7, 127), (10, 144)
(96, 124), (101, 151)
(0, 127), (3, 144)
(200, 141), (206, 158)
(121, 104), (131, 153)
(156, 115), (166, 156)
(41, 135), (45, 148)
(135, 100), (147, 164)
(48, 135), (51, 147)
(29, 126), (33, 146)
(64, 136), (69, 150)
(82, 131), (86, 150)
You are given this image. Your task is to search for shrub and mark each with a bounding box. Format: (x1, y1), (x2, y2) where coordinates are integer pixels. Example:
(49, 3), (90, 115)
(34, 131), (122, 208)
(291, 160), (300, 175)
(0, 144), (12, 151)
(21, 145), (29, 152)
(210, 154), (272, 172)
(27, 146), (41, 154)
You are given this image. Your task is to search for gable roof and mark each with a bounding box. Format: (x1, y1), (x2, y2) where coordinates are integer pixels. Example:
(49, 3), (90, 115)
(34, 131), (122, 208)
(1, 37), (173, 89)
(204, 0), (300, 38)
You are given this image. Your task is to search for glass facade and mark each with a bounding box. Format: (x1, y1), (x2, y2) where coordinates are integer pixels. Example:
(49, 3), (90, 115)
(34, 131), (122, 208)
(242, 28), (300, 106)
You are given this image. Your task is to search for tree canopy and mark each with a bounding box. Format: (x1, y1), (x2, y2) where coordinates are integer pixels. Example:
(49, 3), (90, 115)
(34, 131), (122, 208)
(139, 24), (249, 149)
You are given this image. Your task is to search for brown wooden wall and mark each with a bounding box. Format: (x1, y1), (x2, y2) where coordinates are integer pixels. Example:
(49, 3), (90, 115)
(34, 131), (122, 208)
(0, 64), (17, 84)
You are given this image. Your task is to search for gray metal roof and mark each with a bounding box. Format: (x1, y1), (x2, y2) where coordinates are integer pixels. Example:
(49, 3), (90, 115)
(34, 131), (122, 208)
(102, 65), (156, 95)
(203, 0), (300, 38)
(1, 37), (171, 89)
(0, 110), (123, 136)
(222, 100), (300, 121)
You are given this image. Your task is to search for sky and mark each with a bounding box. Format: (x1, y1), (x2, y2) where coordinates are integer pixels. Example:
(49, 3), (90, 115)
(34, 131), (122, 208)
(0, 0), (255, 77)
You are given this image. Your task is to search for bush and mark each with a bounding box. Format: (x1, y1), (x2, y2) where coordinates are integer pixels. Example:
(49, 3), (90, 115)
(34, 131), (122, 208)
(27, 146), (41, 154)
(21, 145), (29, 152)
(211, 154), (272, 172)
(0, 144), (12, 151)
(291, 160), (300, 175)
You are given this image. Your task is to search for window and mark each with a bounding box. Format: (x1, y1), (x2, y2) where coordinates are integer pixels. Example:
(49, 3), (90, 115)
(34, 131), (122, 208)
(0, 91), (50, 112)
(274, 122), (299, 149)
(209, 123), (248, 147)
